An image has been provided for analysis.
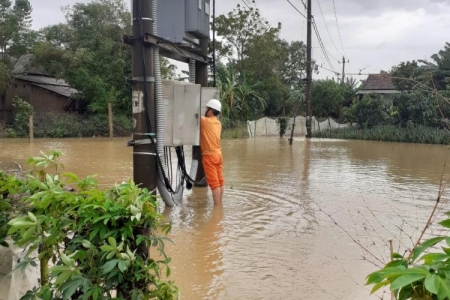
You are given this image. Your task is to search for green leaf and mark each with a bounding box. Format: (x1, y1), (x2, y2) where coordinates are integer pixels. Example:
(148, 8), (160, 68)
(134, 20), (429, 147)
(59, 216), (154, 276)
(60, 277), (84, 299)
(370, 280), (389, 294)
(27, 212), (37, 223)
(424, 274), (439, 295)
(55, 270), (73, 285)
(82, 240), (92, 249)
(411, 236), (446, 262)
(390, 272), (427, 291)
(102, 259), (119, 274)
(108, 237), (117, 248)
(438, 277), (450, 299)
(61, 253), (74, 267)
(439, 219), (450, 229)
(118, 260), (127, 272)
(129, 205), (140, 215)
(391, 253), (404, 259)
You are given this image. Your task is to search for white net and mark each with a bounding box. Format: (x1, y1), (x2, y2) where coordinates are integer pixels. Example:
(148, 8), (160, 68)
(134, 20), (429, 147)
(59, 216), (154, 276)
(247, 116), (350, 138)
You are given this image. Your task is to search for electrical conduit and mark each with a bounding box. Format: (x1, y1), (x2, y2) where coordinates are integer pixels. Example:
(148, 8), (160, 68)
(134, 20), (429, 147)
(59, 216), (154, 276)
(153, 0), (181, 206)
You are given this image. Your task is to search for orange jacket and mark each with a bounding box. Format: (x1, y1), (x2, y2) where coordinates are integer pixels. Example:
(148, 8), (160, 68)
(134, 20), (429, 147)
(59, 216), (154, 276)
(200, 116), (222, 156)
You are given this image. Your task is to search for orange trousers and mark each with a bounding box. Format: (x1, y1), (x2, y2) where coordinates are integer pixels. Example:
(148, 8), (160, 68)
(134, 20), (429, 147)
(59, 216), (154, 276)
(202, 154), (224, 190)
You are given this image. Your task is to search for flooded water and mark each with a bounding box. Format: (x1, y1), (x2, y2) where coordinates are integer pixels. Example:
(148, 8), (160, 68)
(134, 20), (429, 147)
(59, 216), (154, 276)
(1, 137), (449, 300)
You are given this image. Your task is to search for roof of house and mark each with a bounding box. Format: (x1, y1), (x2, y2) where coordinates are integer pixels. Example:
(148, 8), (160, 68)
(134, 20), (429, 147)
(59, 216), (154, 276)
(359, 74), (397, 91)
(15, 74), (78, 98)
(13, 55), (78, 98)
(12, 54), (47, 76)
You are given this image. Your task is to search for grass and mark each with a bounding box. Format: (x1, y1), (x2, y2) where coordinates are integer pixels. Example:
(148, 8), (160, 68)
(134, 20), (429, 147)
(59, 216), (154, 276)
(313, 125), (450, 145)
(222, 125), (249, 139)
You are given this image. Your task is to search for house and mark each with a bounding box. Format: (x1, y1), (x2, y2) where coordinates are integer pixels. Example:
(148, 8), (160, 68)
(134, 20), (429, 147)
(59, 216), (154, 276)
(356, 73), (400, 108)
(0, 54), (81, 113)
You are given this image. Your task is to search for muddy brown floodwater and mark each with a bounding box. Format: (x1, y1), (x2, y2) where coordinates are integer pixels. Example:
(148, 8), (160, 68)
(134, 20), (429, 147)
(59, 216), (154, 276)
(1, 137), (449, 299)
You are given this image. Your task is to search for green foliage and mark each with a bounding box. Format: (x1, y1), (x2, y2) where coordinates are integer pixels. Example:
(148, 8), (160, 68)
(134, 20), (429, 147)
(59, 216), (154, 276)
(7, 96), (33, 137)
(0, 61), (12, 94)
(392, 92), (442, 128)
(216, 61), (266, 127)
(1, 151), (179, 299)
(366, 213), (450, 299)
(346, 94), (390, 129)
(277, 117), (289, 138)
(0, 0), (35, 59)
(33, 0), (131, 115)
(311, 79), (345, 118)
(313, 125), (450, 145)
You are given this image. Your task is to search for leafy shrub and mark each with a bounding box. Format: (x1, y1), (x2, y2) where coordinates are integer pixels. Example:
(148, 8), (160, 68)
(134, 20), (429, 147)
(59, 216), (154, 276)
(2, 151), (179, 300)
(313, 125), (450, 145)
(351, 94), (391, 129)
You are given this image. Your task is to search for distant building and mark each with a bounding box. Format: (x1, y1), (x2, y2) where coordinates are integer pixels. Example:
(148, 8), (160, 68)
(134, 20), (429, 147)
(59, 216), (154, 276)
(0, 54), (81, 113)
(356, 74), (400, 108)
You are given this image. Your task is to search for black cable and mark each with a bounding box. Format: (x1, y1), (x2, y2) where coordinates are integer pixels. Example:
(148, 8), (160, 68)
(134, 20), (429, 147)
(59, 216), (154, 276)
(137, 1), (205, 194)
(136, 1), (177, 194)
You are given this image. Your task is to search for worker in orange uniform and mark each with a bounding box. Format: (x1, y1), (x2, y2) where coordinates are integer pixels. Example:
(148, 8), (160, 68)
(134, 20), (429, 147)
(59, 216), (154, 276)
(200, 99), (224, 205)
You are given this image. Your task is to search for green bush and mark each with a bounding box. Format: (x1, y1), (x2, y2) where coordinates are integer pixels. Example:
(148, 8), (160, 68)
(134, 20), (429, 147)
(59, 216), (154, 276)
(1, 151), (179, 300)
(313, 125), (450, 144)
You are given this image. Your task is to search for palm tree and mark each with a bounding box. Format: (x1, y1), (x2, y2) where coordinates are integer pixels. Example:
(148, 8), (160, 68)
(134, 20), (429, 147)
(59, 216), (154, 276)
(216, 60), (266, 126)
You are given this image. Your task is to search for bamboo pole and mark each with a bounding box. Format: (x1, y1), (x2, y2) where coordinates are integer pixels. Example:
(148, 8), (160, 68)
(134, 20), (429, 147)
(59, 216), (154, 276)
(108, 102), (113, 140)
(29, 114), (34, 143)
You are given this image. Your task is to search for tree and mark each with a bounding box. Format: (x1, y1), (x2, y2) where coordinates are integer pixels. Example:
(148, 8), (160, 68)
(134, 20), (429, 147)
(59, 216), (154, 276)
(392, 92), (442, 128)
(160, 57), (177, 80)
(390, 60), (422, 91)
(0, 0), (34, 59)
(214, 2), (280, 75)
(216, 61), (265, 126)
(311, 79), (344, 119)
(279, 40), (318, 88)
(33, 0), (132, 114)
(349, 94), (390, 129)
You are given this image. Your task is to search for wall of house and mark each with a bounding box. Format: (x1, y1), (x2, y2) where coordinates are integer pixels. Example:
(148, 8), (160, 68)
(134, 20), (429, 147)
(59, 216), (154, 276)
(1, 79), (68, 113)
(30, 87), (67, 113)
(380, 94), (394, 109)
(1, 79), (32, 111)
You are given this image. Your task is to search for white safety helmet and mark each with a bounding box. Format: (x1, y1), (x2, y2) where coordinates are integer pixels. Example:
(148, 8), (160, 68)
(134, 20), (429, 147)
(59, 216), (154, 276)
(206, 99), (221, 112)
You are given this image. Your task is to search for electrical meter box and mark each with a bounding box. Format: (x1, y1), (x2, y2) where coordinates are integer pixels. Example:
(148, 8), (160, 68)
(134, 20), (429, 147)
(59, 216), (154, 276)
(157, 0), (210, 44)
(162, 80), (219, 147)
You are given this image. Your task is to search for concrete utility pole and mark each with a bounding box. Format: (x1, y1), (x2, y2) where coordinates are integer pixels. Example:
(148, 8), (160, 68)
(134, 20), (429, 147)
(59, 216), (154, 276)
(305, 0), (313, 138)
(339, 56), (349, 83)
(130, 0), (157, 192)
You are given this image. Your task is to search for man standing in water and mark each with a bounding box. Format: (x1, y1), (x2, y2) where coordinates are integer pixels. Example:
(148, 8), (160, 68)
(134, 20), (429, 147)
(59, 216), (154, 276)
(200, 99), (224, 205)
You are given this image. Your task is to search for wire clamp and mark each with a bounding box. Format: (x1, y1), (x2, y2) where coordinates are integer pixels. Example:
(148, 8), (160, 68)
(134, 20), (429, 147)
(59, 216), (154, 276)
(132, 151), (156, 156)
(127, 139), (153, 147)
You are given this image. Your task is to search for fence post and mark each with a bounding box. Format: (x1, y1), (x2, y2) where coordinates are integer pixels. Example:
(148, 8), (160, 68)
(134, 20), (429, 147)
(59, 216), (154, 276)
(29, 114), (34, 143)
(108, 102), (113, 140)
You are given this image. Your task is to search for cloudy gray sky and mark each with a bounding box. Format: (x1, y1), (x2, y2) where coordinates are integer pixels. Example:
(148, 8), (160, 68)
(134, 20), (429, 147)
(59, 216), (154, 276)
(30, 0), (450, 81)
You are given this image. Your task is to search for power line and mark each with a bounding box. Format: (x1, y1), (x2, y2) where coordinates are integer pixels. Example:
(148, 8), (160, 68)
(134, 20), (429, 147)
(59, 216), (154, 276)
(332, 0), (347, 58)
(286, 0), (307, 19)
(312, 19), (337, 73)
(316, 0), (343, 57)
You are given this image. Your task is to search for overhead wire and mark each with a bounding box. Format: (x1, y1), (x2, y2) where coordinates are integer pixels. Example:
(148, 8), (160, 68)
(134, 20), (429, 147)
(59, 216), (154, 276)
(332, 0), (351, 74)
(316, 0), (343, 57)
(288, 0), (338, 76)
(312, 18), (338, 73)
(332, 0), (347, 58)
(286, 0), (307, 19)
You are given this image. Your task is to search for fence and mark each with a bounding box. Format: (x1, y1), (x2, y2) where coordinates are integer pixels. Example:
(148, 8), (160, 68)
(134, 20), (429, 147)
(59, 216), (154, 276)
(0, 105), (133, 140)
(247, 116), (351, 138)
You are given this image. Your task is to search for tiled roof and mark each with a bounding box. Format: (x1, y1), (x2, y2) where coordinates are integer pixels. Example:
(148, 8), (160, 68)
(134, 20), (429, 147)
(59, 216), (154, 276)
(15, 75), (78, 98)
(361, 74), (396, 90)
(12, 54), (47, 75)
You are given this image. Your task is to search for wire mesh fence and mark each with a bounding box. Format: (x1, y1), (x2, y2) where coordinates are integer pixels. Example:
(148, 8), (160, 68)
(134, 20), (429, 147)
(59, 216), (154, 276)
(0, 111), (133, 138)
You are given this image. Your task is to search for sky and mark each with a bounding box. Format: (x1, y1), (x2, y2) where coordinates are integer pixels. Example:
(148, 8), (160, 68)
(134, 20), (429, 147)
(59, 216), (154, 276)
(30, 0), (450, 82)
